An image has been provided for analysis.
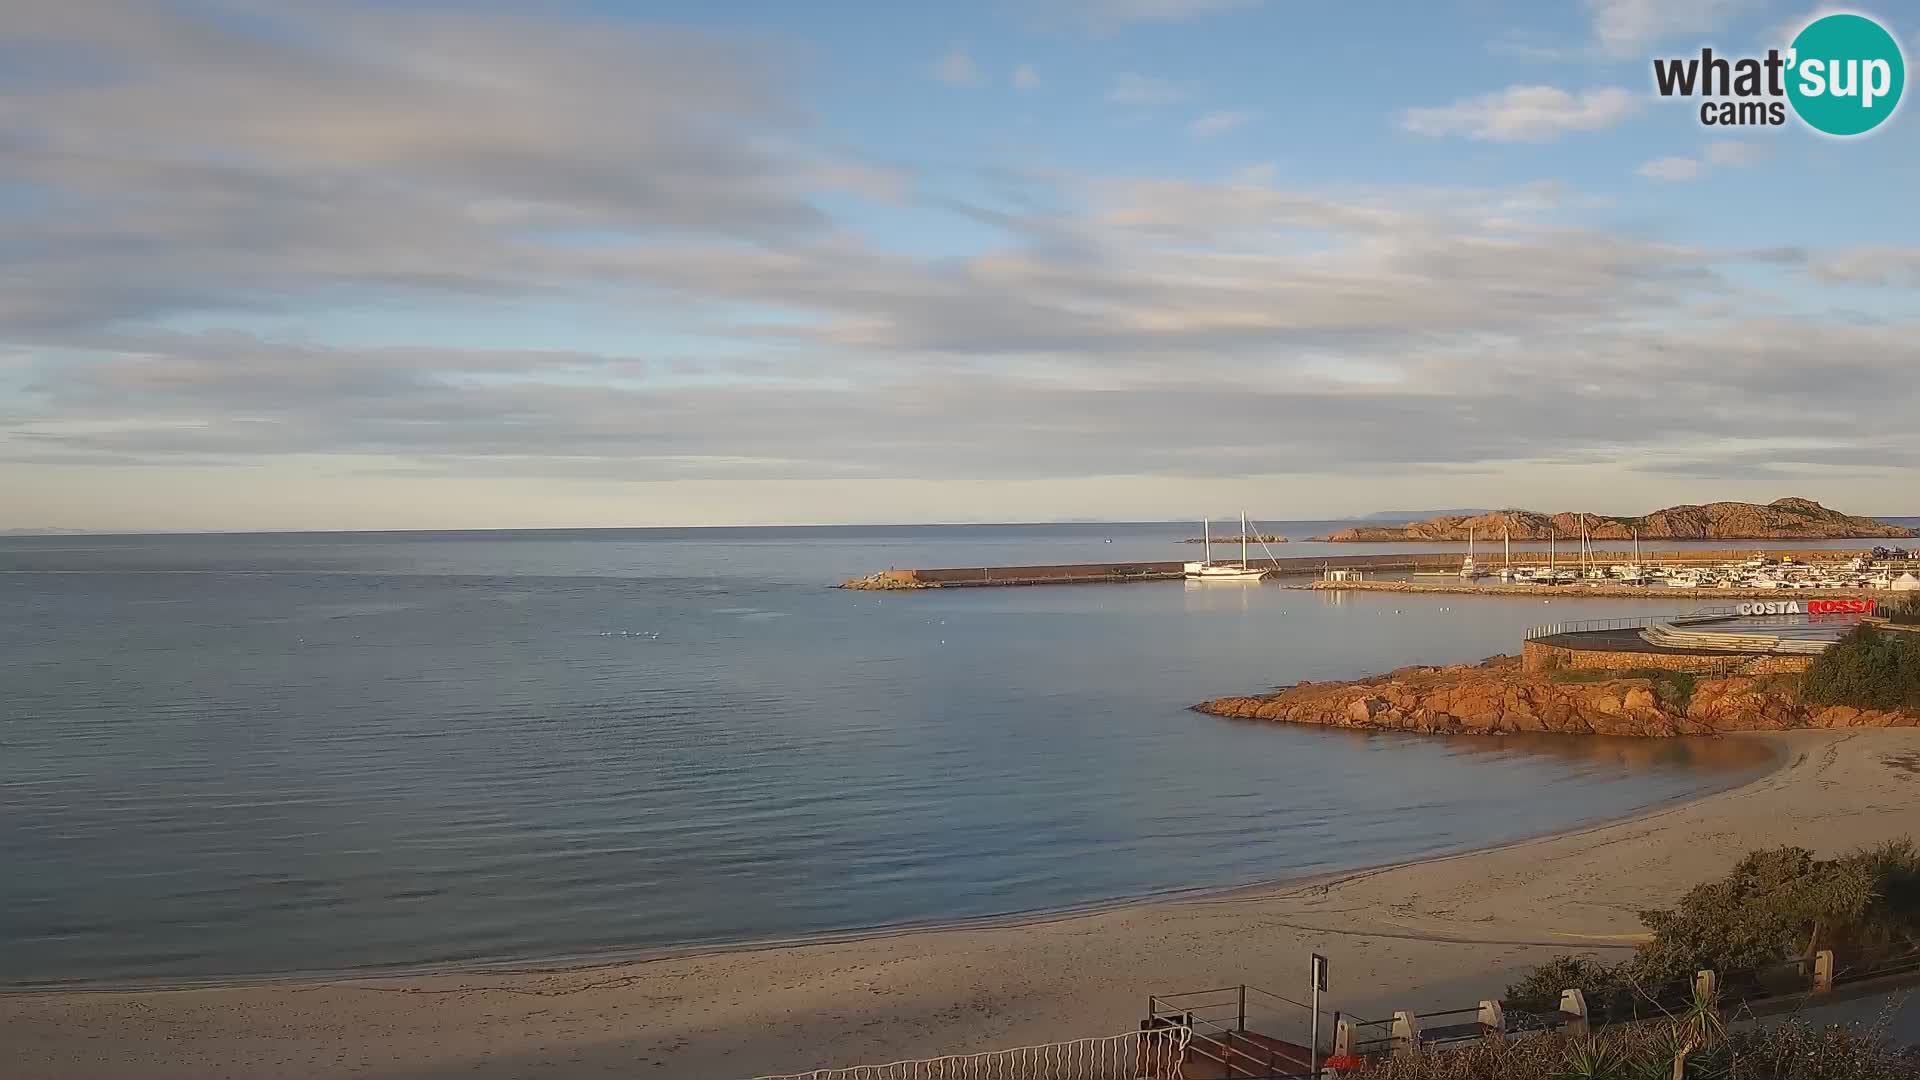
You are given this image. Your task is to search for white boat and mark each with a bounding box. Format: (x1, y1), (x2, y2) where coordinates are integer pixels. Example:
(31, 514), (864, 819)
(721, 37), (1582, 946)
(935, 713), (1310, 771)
(1460, 526), (1486, 579)
(1184, 513), (1268, 580)
(1613, 530), (1648, 584)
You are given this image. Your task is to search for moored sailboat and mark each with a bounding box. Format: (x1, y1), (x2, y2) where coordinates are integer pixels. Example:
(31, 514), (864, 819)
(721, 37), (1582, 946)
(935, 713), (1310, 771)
(1185, 512), (1271, 580)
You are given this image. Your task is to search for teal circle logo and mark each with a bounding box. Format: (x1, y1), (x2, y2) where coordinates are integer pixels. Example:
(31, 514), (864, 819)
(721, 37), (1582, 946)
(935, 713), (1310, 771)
(1787, 13), (1905, 136)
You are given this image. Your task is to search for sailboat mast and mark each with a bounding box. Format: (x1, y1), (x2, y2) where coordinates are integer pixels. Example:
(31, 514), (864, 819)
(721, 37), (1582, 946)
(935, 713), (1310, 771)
(1633, 527), (1641, 565)
(1504, 522), (1511, 567)
(1204, 517), (1211, 564)
(1241, 511), (1249, 569)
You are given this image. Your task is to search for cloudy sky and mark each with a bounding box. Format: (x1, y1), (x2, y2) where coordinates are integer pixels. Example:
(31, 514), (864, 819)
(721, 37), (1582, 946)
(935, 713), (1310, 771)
(2, 0), (1917, 530)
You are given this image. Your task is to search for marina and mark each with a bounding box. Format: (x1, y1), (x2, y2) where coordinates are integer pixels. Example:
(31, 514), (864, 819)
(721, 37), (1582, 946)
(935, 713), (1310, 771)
(842, 546), (1920, 593)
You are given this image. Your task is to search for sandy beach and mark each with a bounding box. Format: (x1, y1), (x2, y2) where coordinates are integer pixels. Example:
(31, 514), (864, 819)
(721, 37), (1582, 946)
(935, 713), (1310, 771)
(8, 728), (1920, 1080)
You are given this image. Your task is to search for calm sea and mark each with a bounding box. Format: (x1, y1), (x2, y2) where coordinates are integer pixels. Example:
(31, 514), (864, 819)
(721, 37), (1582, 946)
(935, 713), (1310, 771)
(10, 520), (1903, 987)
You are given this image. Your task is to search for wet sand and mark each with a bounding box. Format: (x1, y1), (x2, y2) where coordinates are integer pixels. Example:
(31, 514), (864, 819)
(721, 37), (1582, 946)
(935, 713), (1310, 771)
(7, 729), (1920, 1080)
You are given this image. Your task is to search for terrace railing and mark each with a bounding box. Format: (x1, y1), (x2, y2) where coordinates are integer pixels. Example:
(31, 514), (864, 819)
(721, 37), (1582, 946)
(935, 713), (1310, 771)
(1523, 607), (1738, 641)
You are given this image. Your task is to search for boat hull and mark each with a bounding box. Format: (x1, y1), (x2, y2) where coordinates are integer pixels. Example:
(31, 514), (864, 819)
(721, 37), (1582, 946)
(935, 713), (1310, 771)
(1184, 562), (1267, 580)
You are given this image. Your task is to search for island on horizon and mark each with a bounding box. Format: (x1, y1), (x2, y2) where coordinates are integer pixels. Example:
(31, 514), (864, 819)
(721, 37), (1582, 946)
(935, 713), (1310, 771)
(1313, 497), (1915, 542)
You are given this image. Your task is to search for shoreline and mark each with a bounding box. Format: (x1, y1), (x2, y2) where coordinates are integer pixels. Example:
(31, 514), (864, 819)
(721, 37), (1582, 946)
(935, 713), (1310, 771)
(25, 731), (1920, 1080)
(0, 735), (1784, 999)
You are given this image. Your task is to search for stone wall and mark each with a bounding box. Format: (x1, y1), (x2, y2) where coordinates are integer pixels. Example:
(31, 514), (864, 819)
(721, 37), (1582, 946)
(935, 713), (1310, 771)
(1520, 639), (1813, 676)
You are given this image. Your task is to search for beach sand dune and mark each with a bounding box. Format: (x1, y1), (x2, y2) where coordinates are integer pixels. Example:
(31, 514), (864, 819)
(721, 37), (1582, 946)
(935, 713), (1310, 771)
(7, 729), (1920, 1080)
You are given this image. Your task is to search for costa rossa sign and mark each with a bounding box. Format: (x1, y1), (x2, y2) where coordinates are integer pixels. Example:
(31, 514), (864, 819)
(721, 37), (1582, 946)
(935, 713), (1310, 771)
(1735, 599), (1877, 616)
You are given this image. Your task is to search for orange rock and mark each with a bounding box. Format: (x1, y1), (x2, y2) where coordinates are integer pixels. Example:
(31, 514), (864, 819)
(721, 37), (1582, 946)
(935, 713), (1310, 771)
(1191, 655), (1915, 738)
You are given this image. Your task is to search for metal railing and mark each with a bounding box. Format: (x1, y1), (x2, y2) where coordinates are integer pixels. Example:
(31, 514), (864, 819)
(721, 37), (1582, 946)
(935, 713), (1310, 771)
(1146, 985), (1318, 1079)
(753, 1025), (1192, 1080)
(1524, 608), (1737, 641)
(1408, 1005), (1498, 1047)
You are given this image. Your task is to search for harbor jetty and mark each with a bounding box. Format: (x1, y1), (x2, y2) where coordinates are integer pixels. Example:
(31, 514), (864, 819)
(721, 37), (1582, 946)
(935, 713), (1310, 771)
(841, 552), (1487, 590)
(838, 548), (1904, 591)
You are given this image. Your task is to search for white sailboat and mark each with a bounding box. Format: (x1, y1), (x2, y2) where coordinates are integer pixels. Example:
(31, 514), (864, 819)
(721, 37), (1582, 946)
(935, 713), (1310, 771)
(1185, 512), (1269, 580)
(1460, 526), (1486, 578)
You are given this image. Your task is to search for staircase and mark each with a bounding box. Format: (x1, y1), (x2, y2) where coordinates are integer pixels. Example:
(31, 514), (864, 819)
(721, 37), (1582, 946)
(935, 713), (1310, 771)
(1182, 1028), (1314, 1078)
(1146, 985), (1319, 1079)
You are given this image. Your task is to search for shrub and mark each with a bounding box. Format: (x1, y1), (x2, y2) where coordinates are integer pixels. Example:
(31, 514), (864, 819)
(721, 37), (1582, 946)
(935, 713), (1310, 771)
(1800, 623), (1920, 710)
(1887, 593), (1920, 627)
(1504, 954), (1632, 1017)
(1343, 1016), (1920, 1079)
(1509, 841), (1920, 1016)
(1544, 668), (1697, 710)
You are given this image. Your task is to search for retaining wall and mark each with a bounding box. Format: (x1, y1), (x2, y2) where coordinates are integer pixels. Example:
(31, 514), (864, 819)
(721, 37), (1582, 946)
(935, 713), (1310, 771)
(1521, 638), (1814, 675)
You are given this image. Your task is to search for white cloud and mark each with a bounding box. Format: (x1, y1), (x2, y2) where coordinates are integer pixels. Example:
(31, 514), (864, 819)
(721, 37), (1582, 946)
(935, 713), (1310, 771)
(1401, 86), (1642, 142)
(1637, 141), (1766, 182)
(1055, 0), (1260, 23)
(1108, 73), (1189, 105)
(1704, 140), (1768, 166)
(1189, 110), (1254, 137)
(1012, 63), (1040, 90)
(3, 3), (1915, 528)
(1808, 247), (1920, 287)
(932, 44), (980, 86)
(1586, 0), (1753, 58)
(1637, 156), (1705, 180)
(1768, 7), (1842, 51)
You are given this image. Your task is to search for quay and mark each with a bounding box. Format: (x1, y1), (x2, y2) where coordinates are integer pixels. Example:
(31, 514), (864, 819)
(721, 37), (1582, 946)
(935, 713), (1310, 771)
(838, 547), (1901, 591)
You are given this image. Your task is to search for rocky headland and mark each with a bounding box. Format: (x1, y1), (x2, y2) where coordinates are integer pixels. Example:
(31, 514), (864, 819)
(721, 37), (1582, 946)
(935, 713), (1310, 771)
(1195, 655), (1918, 737)
(1313, 497), (1914, 542)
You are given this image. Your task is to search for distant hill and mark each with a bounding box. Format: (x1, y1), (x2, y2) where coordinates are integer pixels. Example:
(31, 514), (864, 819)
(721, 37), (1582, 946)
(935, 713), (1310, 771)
(1360, 509), (1491, 522)
(1315, 498), (1917, 542)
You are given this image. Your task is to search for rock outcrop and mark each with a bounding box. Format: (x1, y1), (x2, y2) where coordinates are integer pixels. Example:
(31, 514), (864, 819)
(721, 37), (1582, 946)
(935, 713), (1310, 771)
(839, 571), (930, 590)
(1314, 498), (1913, 542)
(1195, 656), (1919, 737)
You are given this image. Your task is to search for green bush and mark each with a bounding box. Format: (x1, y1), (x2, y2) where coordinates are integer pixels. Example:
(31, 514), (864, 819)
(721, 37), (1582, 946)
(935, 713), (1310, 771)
(1546, 668), (1697, 710)
(1509, 841), (1920, 1014)
(1503, 954), (1633, 1016)
(1345, 1016), (1920, 1079)
(1800, 623), (1920, 710)
(1886, 594), (1920, 627)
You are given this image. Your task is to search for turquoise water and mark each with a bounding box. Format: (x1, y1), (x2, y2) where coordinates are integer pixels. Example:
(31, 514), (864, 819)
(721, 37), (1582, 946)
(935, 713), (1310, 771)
(0, 523), (1823, 986)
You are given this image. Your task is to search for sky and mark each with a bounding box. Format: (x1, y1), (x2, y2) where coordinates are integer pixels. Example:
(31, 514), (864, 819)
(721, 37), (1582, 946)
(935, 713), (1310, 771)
(2, 0), (1918, 531)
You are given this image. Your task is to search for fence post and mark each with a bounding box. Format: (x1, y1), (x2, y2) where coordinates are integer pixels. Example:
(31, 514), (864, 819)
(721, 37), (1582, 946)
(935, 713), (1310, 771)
(1478, 1000), (1505, 1042)
(1391, 1011), (1421, 1058)
(1813, 950), (1835, 993)
(1237, 984), (1246, 1033)
(1333, 1015), (1352, 1059)
(1559, 989), (1589, 1038)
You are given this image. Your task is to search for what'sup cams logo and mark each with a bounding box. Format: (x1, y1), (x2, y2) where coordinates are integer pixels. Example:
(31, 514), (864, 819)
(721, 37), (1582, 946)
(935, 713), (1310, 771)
(1652, 11), (1906, 135)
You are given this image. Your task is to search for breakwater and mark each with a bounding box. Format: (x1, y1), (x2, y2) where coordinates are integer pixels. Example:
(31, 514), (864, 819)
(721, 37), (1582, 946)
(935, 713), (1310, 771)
(841, 552), (1486, 590)
(839, 548), (1888, 591)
